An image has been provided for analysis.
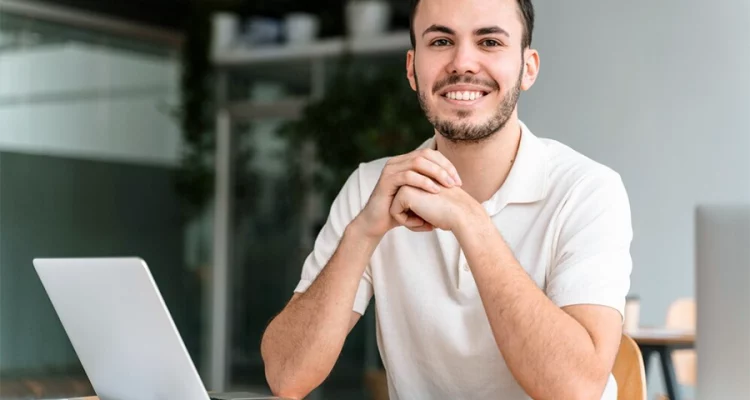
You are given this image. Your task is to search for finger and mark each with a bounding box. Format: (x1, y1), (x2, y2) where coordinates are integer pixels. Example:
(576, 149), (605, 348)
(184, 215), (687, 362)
(409, 156), (457, 188)
(416, 149), (462, 186)
(391, 209), (412, 227)
(389, 195), (409, 225)
(387, 154), (454, 188)
(392, 207), (424, 227)
(404, 212), (427, 228)
(393, 171), (441, 194)
(407, 222), (435, 232)
(386, 149), (462, 188)
(390, 190), (420, 226)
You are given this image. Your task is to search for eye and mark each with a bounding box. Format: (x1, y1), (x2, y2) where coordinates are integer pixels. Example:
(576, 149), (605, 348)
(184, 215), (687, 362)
(430, 38), (452, 47)
(481, 39), (502, 47)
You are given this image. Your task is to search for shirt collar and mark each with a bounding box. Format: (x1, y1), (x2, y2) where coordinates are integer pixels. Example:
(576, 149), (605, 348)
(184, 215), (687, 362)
(418, 120), (549, 215)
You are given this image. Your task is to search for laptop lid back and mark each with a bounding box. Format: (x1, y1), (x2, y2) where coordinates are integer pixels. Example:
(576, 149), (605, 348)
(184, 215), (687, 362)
(33, 257), (210, 400)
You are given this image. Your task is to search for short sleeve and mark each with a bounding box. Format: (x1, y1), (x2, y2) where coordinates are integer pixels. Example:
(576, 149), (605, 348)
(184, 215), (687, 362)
(546, 172), (633, 319)
(293, 166), (374, 315)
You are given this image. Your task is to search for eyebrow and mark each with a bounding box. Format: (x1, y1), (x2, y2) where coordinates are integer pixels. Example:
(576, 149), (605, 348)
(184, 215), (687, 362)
(422, 24), (511, 38)
(422, 24), (454, 37)
(474, 26), (510, 37)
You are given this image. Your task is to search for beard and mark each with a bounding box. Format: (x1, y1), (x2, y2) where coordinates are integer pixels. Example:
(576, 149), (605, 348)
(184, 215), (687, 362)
(415, 61), (524, 144)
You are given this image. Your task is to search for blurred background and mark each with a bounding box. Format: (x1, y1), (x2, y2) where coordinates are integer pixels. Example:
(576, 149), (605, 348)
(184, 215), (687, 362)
(0, 0), (748, 399)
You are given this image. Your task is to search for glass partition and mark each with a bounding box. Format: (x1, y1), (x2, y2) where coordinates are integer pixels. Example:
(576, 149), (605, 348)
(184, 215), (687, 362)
(0, 8), (201, 400)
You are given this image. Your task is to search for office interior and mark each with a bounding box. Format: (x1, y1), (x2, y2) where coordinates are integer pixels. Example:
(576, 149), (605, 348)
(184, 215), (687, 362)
(0, 0), (748, 399)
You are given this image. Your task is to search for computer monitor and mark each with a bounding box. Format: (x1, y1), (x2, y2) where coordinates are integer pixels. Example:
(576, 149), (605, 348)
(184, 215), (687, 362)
(695, 204), (750, 399)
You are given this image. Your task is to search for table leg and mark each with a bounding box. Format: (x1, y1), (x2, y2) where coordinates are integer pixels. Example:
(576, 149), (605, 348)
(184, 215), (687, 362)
(640, 347), (653, 377)
(658, 347), (681, 400)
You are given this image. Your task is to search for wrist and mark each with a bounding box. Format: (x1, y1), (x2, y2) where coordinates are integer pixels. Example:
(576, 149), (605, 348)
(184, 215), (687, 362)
(454, 202), (491, 239)
(348, 215), (385, 249)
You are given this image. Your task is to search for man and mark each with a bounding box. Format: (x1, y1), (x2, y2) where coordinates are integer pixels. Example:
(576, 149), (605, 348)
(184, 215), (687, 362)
(260, 0), (632, 399)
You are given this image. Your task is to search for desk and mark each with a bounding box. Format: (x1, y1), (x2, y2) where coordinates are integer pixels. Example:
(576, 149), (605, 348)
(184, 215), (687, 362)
(628, 328), (695, 400)
(62, 394), (281, 400)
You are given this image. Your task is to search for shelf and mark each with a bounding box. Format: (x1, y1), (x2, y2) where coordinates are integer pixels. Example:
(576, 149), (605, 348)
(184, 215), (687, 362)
(226, 97), (308, 121)
(213, 30), (411, 68)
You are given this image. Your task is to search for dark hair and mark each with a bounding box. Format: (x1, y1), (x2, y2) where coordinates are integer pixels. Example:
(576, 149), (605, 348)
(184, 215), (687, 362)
(409, 0), (535, 50)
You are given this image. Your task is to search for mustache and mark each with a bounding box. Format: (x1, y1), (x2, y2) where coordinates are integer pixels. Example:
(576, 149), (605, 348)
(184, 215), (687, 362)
(432, 75), (500, 94)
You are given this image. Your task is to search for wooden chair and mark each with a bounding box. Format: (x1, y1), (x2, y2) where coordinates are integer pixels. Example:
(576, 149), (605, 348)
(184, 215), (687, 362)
(366, 335), (650, 400)
(666, 298), (696, 386)
(657, 297), (696, 399)
(612, 333), (647, 400)
(364, 368), (389, 400)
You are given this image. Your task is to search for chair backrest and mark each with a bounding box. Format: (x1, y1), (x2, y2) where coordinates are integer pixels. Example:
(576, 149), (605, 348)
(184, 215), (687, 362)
(612, 333), (647, 400)
(666, 297), (696, 329)
(666, 297), (697, 386)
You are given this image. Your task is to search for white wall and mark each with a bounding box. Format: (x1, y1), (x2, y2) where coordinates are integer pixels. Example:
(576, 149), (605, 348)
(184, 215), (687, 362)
(0, 43), (182, 166)
(522, 1), (750, 395)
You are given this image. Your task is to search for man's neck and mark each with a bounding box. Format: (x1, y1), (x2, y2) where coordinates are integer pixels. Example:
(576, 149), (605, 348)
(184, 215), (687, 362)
(434, 118), (522, 204)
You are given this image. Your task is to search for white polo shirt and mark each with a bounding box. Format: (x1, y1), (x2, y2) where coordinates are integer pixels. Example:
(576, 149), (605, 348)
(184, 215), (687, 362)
(295, 120), (632, 399)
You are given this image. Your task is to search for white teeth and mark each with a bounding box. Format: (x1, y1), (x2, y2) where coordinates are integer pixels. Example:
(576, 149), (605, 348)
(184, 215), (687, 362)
(444, 91), (485, 101)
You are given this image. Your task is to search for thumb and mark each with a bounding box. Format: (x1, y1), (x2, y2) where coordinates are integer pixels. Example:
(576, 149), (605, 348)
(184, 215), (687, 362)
(389, 190), (410, 226)
(390, 189), (427, 228)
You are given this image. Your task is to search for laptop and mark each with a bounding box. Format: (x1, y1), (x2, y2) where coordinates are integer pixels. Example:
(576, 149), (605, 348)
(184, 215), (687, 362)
(33, 257), (285, 400)
(695, 204), (750, 399)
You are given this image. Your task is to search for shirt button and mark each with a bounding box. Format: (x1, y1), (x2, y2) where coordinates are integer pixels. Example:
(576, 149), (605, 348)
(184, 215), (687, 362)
(463, 264), (469, 272)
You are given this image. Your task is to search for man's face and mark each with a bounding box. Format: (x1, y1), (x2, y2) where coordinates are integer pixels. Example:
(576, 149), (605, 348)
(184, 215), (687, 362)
(407, 0), (536, 143)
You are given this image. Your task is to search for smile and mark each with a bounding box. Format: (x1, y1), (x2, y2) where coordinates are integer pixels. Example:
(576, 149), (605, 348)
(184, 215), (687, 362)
(441, 90), (489, 105)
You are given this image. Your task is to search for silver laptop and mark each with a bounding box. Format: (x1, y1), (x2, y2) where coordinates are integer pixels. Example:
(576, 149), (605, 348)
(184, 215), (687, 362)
(695, 204), (750, 399)
(33, 257), (283, 400)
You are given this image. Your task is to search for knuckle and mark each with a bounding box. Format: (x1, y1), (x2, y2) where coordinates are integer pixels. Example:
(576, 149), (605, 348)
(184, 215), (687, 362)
(385, 157), (401, 168)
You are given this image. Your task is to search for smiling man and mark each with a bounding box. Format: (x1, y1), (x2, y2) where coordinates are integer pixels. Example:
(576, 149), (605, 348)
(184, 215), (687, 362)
(260, 1), (632, 399)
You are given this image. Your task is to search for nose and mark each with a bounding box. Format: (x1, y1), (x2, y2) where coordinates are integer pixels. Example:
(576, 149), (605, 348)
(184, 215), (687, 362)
(446, 42), (481, 75)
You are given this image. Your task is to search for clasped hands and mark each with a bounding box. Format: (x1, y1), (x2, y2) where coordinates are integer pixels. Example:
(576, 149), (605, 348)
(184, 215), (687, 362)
(357, 148), (484, 238)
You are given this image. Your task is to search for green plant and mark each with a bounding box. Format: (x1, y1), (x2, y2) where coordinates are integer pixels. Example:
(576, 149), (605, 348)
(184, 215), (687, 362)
(173, 0), (215, 220)
(175, 0), (261, 221)
(279, 57), (433, 210)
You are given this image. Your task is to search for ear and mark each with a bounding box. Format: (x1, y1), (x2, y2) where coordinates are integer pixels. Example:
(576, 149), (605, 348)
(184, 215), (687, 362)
(521, 48), (540, 91)
(406, 49), (417, 91)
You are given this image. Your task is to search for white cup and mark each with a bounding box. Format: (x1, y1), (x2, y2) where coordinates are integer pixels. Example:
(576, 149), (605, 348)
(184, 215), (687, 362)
(346, 0), (391, 39)
(212, 12), (240, 50)
(624, 296), (640, 333)
(284, 13), (320, 45)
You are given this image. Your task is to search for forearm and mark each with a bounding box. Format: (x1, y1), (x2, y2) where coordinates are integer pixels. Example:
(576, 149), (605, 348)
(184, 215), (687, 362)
(456, 214), (609, 400)
(261, 217), (380, 398)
